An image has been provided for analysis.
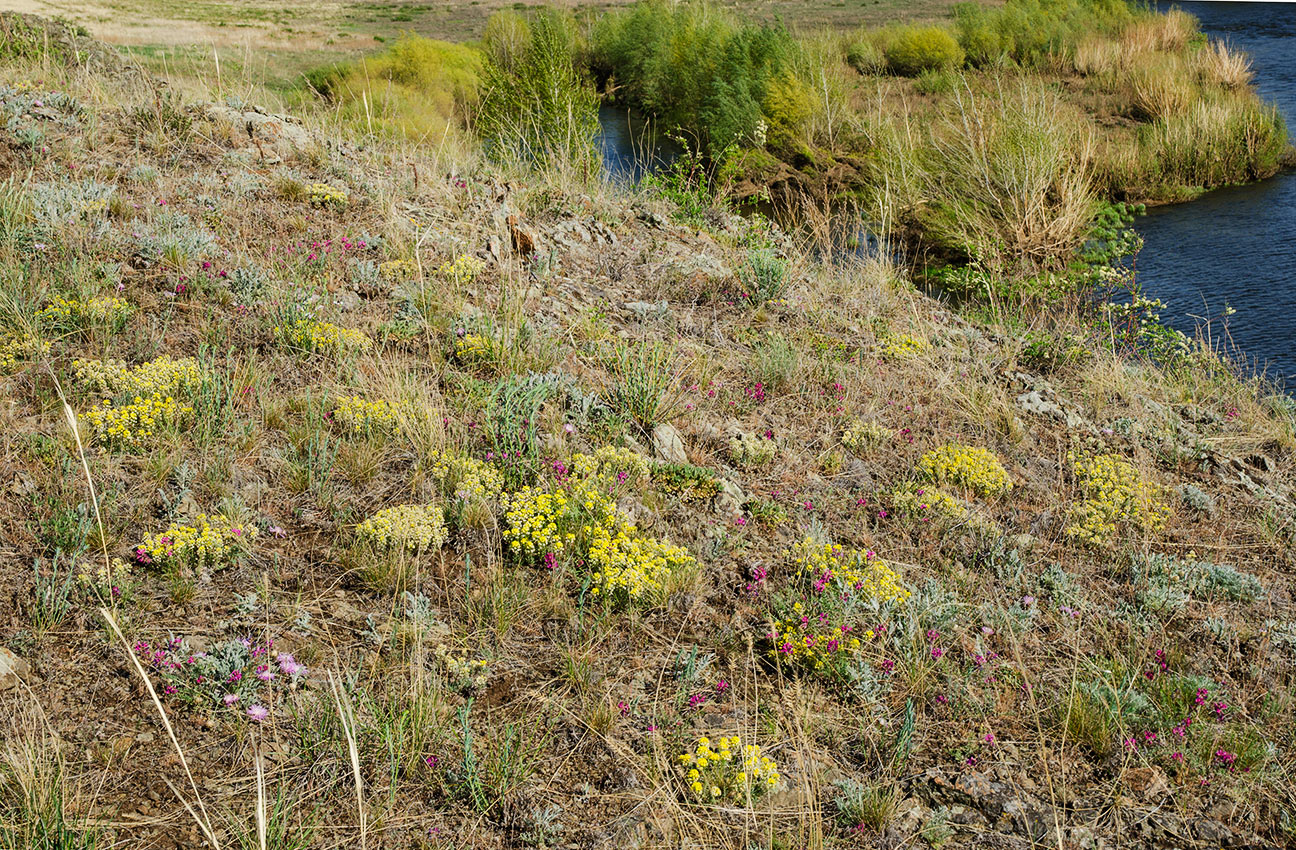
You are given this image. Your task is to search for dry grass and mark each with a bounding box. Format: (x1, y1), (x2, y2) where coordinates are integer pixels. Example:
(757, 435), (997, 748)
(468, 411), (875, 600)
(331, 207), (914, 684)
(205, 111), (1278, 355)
(1196, 40), (1254, 90)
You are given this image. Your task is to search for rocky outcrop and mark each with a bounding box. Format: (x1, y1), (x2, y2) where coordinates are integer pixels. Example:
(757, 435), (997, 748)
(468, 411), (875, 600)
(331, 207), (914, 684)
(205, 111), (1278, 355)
(203, 102), (315, 163)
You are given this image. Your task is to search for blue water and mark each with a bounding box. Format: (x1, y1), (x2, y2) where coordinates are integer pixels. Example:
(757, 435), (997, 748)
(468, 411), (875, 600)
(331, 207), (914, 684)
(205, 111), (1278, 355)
(1139, 1), (1296, 385)
(597, 105), (679, 184)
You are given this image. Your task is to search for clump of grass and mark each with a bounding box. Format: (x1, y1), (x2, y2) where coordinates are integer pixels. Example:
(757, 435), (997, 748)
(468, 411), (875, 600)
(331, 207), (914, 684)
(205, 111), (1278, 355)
(735, 249), (790, 305)
(0, 712), (102, 850)
(1142, 93), (1288, 190)
(1195, 40), (1252, 90)
(601, 340), (689, 434)
(920, 78), (1098, 273)
(834, 777), (897, 833)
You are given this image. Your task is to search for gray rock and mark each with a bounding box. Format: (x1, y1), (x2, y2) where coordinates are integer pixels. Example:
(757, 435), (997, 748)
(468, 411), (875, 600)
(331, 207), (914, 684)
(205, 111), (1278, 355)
(1192, 818), (1233, 845)
(834, 459), (875, 491)
(1017, 390), (1063, 419)
(0, 647), (31, 690)
(715, 478), (744, 516)
(333, 290), (361, 311)
(651, 423), (688, 464)
(204, 104), (314, 162)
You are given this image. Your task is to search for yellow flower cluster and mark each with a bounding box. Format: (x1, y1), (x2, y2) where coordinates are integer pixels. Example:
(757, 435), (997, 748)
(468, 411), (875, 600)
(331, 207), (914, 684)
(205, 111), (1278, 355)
(841, 418), (889, 454)
(891, 484), (967, 521)
(356, 504), (448, 553)
(80, 197), (109, 218)
(333, 395), (403, 435)
(676, 736), (779, 802)
(134, 514), (256, 572)
(37, 295), (131, 328)
(379, 259), (417, 282)
(570, 446), (650, 489)
(0, 331), (50, 370)
(276, 319), (373, 356)
(502, 486), (580, 558)
(791, 537), (911, 605)
(588, 523), (692, 602)
(728, 432), (775, 468)
(880, 333), (928, 360)
(73, 355), (202, 398)
(82, 393), (193, 450)
(427, 450), (505, 506)
(438, 255), (486, 285)
(306, 182), (348, 209)
(1065, 452), (1170, 545)
(435, 645), (489, 692)
(502, 460), (696, 604)
(453, 333), (491, 362)
(918, 444), (1011, 497)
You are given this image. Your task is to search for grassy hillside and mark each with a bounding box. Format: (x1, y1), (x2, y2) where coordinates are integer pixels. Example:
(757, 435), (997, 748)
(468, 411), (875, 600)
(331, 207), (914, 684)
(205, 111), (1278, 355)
(0, 11), (1295, 850)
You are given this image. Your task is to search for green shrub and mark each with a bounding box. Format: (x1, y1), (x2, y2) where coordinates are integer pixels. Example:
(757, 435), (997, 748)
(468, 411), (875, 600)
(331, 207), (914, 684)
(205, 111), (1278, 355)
(915, 68), (956, 95)
(952, 0), (1135, 69)
(884, 26), (964, 77)
(953, 6), (1009, 67)
(651, 462), (721, 501)
(736, 248), (789, 304)
(844, 38), (885, 75)
(590, 0), (798, 153)
(477, 9), (600, 173)
(762, 74), (816, 147)
(307, 37), (481, 142)
(1130, 552), (1265, 608)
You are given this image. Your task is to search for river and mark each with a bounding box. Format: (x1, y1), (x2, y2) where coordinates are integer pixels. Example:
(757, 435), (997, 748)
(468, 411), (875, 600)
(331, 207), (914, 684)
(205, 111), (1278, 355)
(593, 3), (1296, 385)
(1136, 2), (1295, 386)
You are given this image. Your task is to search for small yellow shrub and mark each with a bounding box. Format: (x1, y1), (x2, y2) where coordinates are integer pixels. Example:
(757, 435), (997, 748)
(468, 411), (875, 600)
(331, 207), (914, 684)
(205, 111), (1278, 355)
(1065, 452), (1169, 545)
(879, 333), (928, 360)
(37, 295), (131, 330)
(82, 393), (193, 450)
(502, 453), (696, 604)
(134, 514), (256, 572)
(841, 418), (889, 454)
(918, 444), (1011, 497)
(791, 537), (910, 606)
(333, 395), (403, 435)
(276, 319), (373, 356)
(74, 355), (202, 398)
(438, 255), (486, 285)
(0, 331), (50, 370)
(306, 182), (348, 209)
(676, 735), (780, 802)
(357, 504), (448, 552)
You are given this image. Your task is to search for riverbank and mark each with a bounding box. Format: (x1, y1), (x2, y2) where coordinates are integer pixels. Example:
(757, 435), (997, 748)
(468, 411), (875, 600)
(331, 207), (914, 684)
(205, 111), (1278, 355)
(589, 0), (1292, 279)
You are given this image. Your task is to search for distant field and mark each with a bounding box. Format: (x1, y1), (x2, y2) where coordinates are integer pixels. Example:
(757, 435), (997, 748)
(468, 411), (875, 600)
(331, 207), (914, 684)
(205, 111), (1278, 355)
(4, 0), (969, 87)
